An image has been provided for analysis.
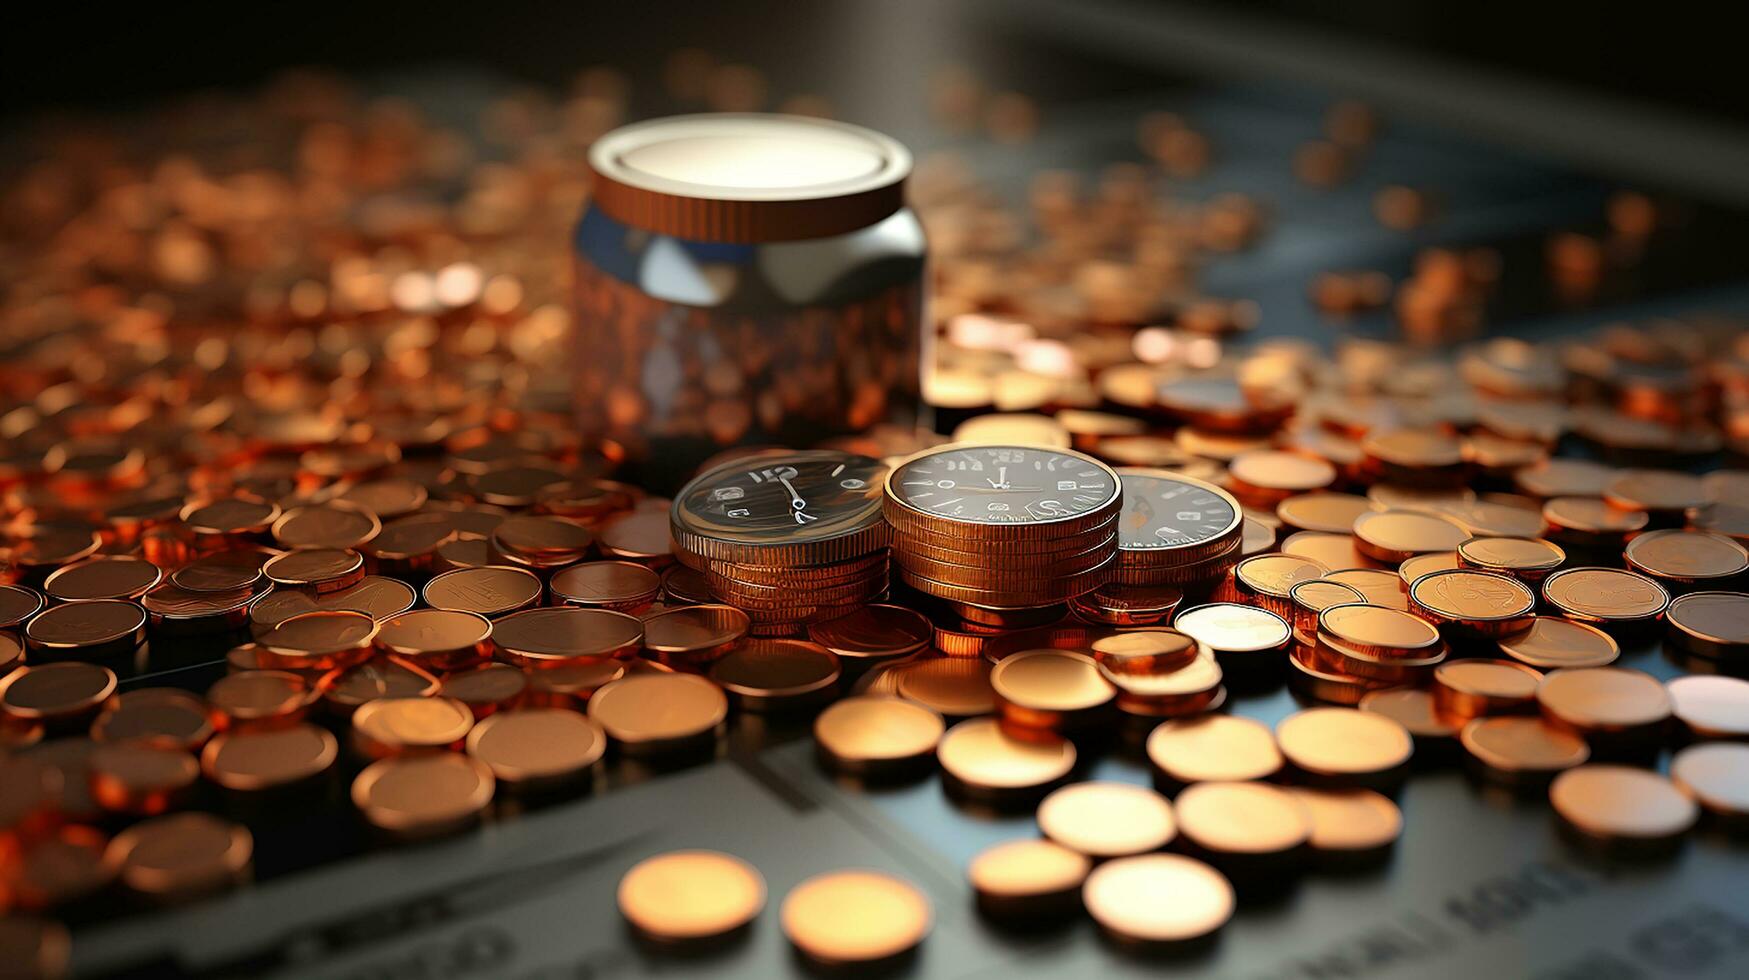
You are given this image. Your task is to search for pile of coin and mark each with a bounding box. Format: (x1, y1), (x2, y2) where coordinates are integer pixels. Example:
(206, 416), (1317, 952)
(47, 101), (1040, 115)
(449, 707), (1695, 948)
(882, 445), (1122, 617)
(669, 451), (891, 634)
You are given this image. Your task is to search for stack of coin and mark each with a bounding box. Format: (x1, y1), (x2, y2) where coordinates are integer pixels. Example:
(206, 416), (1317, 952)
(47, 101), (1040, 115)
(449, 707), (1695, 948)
(1306, 603), (1448, 691)
(670, 451), (891, 634)
(1108, 469), (1245, 592)
(883, 445), (1122, 619)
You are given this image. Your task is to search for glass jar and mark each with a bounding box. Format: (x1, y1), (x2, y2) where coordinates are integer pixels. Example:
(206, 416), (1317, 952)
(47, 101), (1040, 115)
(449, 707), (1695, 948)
(575, 114), (925, 491)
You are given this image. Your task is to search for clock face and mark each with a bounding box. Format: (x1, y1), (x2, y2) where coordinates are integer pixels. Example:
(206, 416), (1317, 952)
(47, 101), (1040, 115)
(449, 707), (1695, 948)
(674, 451), (886, 544)
(1115, 471), (1241, 551)
(886, 446), (1119, 526)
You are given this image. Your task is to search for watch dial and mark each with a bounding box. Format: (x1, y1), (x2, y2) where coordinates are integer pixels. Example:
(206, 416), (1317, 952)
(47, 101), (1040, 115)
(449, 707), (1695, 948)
(675, 451), (885, 543)
(888, 446), (1118, 525)
(1118, 472), (1240, 550)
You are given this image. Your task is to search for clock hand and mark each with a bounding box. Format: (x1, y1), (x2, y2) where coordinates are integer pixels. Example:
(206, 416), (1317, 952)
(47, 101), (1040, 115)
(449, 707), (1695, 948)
(778, 476), (807, 511)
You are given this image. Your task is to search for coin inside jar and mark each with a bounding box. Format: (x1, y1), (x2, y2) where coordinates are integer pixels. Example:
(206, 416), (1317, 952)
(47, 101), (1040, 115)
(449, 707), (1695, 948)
(1037, 781), (1176, 858)
(781, 870), (931, 966)
(1550, 765), (1698, 855)
(968, 838), (1090, 922)
(488, 607), (644, 667)
(1276, 707), (1413, 787)
(422, 566), (542, 619)
(642, 604), (751, 665)
(548, 561), (661, 612)
(262, 548), (365, 594)
(1352, 510), (1469, 563)
(200, 724), (338, 791)
(42, 556), (162, 602)
(1147, 714), (1282, 785)
(465, 708), (606, 789)
(813, 697), (945, 777)
(351, 753), (496, 838)
(587, 673), (727, 756)
(1497, 617), (1619, 670)
(1082, 853), (1234, 947)
(709, 638), (841, 711)
(936, 717), (1075, 801)
(619, 850), (766, 946)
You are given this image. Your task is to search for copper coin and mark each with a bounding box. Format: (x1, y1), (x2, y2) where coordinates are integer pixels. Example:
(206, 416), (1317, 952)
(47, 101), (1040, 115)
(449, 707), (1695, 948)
(272, 501), (380, 550)
(598, 510), (674, 564)
(1688, 501), (1749, 545)
(489, 607), (643, 667)
(351, 753), (495, 838)
(1276, 707), (1412, 783)
(1082, 853), (1233, 946)
(439, 663), (528, 718)
(1670, 743), (1749, 826)
(620, 850), (766, 944)
(1104, 652), (1223, 704)
(1536, 667), (1671, 733)
(0, 918), (70, 979)
(1497, 617), (1619, 670)
(1460, 716), (1590, 786)
(4, 824), (113, 911)
(1240, 516), (1276, 557)
(1515, 458), (1614, 498)
(465, 708), (606, 789)
(0, 631), (23, 676)
(1456, 536), (1565, 582)
(1624, 529), (1749, 586)
(88, 743), (199, 815)
(1542, 496), (1648, 547)
(1175, 780), (1311, 856)
(1398, 551), (1461, 590)
(363, 514), (458, 577)
(337, 478), (428, 519)
(23, 599), (148, 662)
(142, 580), (258, 636)
(1147, 714), (1282, 784)
(489, 515), (595, 570)
(180, 498), (280, 543)
(1289, 787), (1402, 857)
(660, 563), (716, 604)
(587, 673), (727, 755)
(1233, 554), (1328, 607)
(1352, 510), (1468, 563)
(350, 697), (475, 759)
(89, 688), (214, 751)
(1359, 688), (1460, 742)
(1409, 568), (1536, 637)
(435, 537), (493, 572)
(1550, 765), (1697, 854)
(106, 812), (252, 900)
(1174, 602), (1291, 654)
(259, 610), (377, 670)
(1312, 630), (1445, 685)
(42, 556), (162, 602)
(709, 638), (841, 711)
(968, 838), (1090, 921)
(1367, 484), (1474, 513)
(642, 604), (751, 665)
(1227, 450), (1336, 502)
(1603, 468), (1706, 516)
(318, 658), (441, 713)
(262, 548), (365, 594)
(549, 561), (661, 612)
(813, 697), (945, 776)
(0, 662), (117, 727)
(422, 566), (542, 619)
(1542, 567), (1671, 632)
(205, 671), (316, 731)
(1088, 628), (1201, 676)
(0, 584), (45, 631)
(1280, 531), (1377, 572)
(896, 657), (996, 718)
(200, 724), (338, 791)
(318, 576), (417, 622)
(375, 609), (493, 670)
(807, 604), (933, 666)
(170, 552), (267, 594)
(1432, 660), (1543, 719)
(989, 649), (1115, 729)
(522, 658), (627, 709)
(1037, 781), (1176, 857)
(781, 870), (931, 966)
(1322, 567), (1411, 610)
(1276, 492), (1372, 535)
(936, 716), (1075, 797)
(1286, 644), (1392, 706)
(1665, 676), (1749, 740)
(1318, 603), (1441, 656)
(467, 466), (572, 509)
(1665, 591), (1749, 660)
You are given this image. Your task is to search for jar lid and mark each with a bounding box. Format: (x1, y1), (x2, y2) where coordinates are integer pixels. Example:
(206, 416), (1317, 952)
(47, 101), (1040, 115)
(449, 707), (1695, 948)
(588, 114), (911, 243)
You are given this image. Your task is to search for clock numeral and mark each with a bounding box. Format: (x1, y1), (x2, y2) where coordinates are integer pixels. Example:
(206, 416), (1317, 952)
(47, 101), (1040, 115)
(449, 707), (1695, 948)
(1176, 511), (1203, 522)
